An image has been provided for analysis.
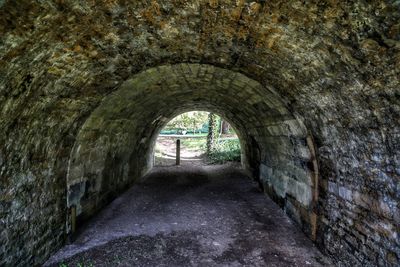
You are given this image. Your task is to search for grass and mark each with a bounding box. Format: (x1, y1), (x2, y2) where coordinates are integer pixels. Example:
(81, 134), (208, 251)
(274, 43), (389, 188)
(181, 137), (207, 151)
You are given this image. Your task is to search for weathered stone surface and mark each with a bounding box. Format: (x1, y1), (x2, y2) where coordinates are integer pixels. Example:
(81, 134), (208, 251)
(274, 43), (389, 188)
(0, 1), (399, 266)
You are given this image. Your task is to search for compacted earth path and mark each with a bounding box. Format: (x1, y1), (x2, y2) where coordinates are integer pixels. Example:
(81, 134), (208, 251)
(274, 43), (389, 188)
(46, 164), (332, 267)
(154, 136), (206, 166)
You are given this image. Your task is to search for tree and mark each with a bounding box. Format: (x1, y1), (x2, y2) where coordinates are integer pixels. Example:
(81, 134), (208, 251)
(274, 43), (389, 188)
(207, 113), (216, 154)
(166, 111), (208, 134)
(221, 120), (230, 134)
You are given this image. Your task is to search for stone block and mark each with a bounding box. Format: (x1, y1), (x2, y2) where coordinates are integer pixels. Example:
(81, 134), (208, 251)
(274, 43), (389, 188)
(328, 181), (338, 195)
(259, 163), (272, 184)
(338, 186), (353, 201)
(270, 173), (289, 198)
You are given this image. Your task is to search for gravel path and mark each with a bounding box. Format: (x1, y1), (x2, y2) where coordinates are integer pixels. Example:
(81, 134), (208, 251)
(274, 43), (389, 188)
(45, 164), (332, 267)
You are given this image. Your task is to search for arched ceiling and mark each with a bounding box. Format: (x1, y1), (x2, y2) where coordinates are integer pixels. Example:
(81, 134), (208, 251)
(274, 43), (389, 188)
(67, 64), (310, 218)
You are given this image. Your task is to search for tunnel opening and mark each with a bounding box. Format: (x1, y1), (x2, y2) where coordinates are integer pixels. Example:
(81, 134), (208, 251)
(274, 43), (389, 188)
(153, 110), (242, 167)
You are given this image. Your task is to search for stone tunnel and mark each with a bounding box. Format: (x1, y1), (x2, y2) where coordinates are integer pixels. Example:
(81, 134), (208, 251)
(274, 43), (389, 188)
(0, 1), (399, 266)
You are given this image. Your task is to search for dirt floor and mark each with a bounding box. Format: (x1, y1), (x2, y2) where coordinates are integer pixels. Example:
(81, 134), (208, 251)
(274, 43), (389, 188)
(45, 164), (332, 267)
(154, 136), (207, 166)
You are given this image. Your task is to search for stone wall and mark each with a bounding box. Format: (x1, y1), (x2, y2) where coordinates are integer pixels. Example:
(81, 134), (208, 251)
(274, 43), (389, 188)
(0, 1), (399, 266)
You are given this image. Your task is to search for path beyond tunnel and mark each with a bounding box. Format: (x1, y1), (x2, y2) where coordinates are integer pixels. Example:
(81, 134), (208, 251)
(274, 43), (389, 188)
(46, 164), (331, 266)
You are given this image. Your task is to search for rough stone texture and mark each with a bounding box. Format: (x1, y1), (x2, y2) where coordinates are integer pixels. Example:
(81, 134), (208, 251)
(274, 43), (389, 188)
(0, 1), (399, 266)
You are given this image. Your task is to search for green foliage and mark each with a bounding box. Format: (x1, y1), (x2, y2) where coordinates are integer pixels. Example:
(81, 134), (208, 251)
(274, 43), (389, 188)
(206, 113), (216, 153)
(181, 137), (207, 151)
(207, 138), (241, 164)
(164, 111), (209, 133)
(160, 112), (235, 136)
(156, 111), (240, 164)
(227, 125), (236, 135)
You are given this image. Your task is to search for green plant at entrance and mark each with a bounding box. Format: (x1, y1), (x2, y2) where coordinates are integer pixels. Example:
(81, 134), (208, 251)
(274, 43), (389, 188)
(207, 138), (241, 164)
(206, 113), (216, 154)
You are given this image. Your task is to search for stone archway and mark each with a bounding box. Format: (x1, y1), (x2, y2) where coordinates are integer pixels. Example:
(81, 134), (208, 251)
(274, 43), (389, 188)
(0, 1), (398, 266)
(66, 64), (315, 239)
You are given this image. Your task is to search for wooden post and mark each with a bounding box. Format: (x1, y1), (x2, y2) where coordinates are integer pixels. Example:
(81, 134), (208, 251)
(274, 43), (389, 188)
(71, 205), (77, 234)
(176, 139), (180, 165)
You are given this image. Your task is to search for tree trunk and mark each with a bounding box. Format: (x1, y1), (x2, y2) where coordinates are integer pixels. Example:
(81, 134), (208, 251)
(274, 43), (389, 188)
(221, 120), (230, 134)
(207, 113), (216, 154)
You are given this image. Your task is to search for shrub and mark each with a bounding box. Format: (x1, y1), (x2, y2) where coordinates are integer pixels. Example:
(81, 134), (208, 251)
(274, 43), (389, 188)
(207, 138), (241, 164)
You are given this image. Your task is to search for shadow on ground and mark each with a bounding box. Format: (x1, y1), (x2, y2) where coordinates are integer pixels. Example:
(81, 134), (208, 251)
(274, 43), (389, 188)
(46, 164), (332, 267)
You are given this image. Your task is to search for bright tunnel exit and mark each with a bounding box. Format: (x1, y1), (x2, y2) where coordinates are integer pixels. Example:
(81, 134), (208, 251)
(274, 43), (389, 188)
(154, 111), (241, 167)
